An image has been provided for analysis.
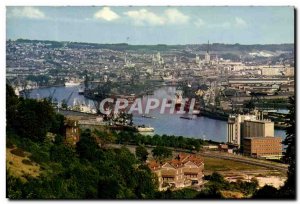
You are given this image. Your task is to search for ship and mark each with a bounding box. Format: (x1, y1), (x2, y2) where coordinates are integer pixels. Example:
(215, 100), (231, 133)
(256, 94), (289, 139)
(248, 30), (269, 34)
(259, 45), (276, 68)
(136, 125), (155, 132)
(180, 115), (195, 120)
(64, 80), (81, 87)
(141, 114), (156, 119)
(78, 86), (85, 95)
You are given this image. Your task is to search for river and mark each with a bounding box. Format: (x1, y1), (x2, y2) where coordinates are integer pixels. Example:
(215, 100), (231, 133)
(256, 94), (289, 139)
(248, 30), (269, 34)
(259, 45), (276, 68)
(29, 85), (287, 143)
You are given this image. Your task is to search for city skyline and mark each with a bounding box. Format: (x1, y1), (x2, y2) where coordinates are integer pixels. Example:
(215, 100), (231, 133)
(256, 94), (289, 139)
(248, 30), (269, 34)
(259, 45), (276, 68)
(6, 6), (294, 45)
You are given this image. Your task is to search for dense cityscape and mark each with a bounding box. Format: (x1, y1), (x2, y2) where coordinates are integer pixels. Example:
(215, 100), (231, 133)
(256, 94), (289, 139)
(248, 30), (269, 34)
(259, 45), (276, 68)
(6, 6), (295, 200)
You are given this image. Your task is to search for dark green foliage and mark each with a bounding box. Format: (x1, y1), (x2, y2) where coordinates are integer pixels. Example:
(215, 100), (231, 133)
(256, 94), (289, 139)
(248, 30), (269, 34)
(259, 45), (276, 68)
(6, 84), (61, 143)
(6, 139), (14, 148)
(115, 132), (205, 151)
(14, 99), (56, 142)
(6, 84), (19, 130)
(50, 144), (75, 167)
(6, 172), (23, 199)
(76, 129), (100, 161)
(195, 186), (222, 199)
(280, 96), (296, 198)
(135, 146), (149, 162)
(156, 188), (199, 199)
(10, 148), (25, 157)
(7, 124), (159, 199)
(152, 146), (172, 160)
(49, 114), (65, 136)
(21, 159), (33, 165)
(252, 185), (279, 199)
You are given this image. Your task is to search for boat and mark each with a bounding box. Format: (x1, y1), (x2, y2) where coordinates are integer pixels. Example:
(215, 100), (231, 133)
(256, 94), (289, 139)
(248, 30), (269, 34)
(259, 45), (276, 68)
(180, 116), (195, 120)
(141, 114), (156, 119)
(192, 110), (200, 115)
(65, 80), (81, 86)
(136, 125), (155, 132)
(78, 86), (85, 95)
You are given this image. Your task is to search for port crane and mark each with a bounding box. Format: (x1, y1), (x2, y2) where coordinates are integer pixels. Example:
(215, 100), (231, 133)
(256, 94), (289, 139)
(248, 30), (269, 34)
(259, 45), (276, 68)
(61, 91), (74, 110)
(47, 89), (56, 103)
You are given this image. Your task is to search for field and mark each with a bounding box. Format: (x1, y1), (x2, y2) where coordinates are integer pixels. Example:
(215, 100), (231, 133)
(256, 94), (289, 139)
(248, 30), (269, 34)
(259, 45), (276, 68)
(6, 147), (41, 182)
(203, 156), (267, 172)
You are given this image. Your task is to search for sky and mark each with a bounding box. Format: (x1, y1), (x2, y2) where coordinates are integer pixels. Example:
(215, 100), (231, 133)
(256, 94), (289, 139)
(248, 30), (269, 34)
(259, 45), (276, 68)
(6, 6), (294, 45)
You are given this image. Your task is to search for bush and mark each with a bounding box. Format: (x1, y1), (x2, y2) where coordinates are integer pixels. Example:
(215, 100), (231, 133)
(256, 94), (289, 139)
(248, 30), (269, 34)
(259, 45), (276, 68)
(10, 148), (26, 157)
(6, 139), (14, 148)
(22, 159), (33, 166)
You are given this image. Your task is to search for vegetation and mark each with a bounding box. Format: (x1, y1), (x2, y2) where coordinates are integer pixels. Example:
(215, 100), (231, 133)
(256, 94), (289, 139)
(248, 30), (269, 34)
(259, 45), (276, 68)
(116, 132), (205, 151)
(252, 96), (296, 199)
(6, 84), (296, 199)
(152, 146), (172, 160)
(203, 157), (265, 172)
(135, 146), (149, 162)
(15, 39), (294, 52)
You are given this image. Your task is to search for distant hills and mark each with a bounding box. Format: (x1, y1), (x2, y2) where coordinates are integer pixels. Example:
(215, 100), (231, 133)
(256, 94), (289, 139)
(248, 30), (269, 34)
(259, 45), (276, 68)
(11, 39), (294, 53)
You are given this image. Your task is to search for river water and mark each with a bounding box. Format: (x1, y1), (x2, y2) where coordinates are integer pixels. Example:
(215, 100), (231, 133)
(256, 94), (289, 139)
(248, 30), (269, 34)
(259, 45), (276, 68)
(29, 85), (287, 142)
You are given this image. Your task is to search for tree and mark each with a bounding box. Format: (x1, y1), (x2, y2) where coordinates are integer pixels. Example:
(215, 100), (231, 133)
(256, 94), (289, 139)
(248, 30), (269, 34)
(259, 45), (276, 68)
(6, 84), (19, 130)
(252, 185), (279, 199)
(14, 99), (55, 142)
(135, 146), (149, 162)
(76, 129), (100, 161)
(280, 96), (296, 198)
(92, 129), (116, 148)
(152, 146), (172, 160)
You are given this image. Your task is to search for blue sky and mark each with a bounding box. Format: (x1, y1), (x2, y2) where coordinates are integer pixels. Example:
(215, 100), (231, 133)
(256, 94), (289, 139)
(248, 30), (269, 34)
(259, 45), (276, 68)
(6, 6), (294, 45)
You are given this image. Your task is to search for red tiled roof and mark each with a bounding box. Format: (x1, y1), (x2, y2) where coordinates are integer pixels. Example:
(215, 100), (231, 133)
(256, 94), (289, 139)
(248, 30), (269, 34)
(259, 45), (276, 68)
(148, 153), (204, 170)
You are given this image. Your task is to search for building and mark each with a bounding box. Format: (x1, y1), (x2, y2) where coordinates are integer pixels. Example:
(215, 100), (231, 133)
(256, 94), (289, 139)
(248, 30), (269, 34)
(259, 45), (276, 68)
(148, 153), (204, 191)
(64, 119), (80, 146)
(261, 67), (282, 76)
(243, 137), (282, 159)
(227, 114), (257, 147)
(243, 119), (274, 138)
(284, 67), (294, 76)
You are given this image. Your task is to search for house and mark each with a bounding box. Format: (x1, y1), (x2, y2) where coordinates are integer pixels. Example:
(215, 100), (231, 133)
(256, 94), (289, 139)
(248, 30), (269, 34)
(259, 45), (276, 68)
(148, 153), (204, 191)
(64, 119), (80, 146)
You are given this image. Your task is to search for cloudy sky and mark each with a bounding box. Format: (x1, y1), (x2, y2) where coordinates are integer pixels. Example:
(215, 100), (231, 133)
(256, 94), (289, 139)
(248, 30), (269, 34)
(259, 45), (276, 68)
(6, 6), (294, 45)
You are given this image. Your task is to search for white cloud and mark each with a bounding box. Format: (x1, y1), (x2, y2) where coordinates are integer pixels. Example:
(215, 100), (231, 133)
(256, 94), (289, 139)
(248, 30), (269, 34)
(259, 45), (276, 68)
(194, 18), (205, 27)
(124, 8), (189, 26)
(8, 7), (46, 19)
(94, 7), (120, 21)
(164, 9), (189, 24)
(235, 17), (247, 27)
(124, 9), (164, 26)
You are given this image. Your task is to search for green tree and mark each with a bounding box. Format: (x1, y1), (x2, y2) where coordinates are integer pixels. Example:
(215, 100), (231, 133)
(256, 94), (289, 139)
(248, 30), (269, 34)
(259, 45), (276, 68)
(280, 96), (296, 198)
(92, 129), (116, 148)
(152, 146), (172, 160)
(14, 99), (55, 142)
(252, 185), (279, 199)
(135, 146), (149, 162)
(6, 84), (19, 130)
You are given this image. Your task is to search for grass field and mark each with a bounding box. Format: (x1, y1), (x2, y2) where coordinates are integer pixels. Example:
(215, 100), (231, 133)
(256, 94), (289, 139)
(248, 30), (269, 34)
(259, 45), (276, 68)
(203, 156), (267, 172)
(6, 147), (41, 182)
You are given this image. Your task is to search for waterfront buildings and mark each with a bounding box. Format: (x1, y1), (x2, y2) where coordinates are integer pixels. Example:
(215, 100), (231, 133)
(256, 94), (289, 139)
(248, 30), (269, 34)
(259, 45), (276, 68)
(243, 119), (274, 138)
(148, 153), (204, 191)
(243, 137), (282, 159)
(227, 113), (283, 159)
(227, 114), (257, 147)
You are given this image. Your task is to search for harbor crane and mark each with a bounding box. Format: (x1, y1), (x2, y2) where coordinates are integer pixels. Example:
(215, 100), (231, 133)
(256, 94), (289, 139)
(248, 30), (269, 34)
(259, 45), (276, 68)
(61, 91), (74, 110)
